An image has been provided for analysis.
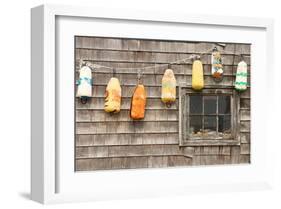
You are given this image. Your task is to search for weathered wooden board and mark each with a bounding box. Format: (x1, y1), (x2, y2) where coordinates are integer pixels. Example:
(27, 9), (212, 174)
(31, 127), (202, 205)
(76, 144), (194, 159)
(76, 37), (251, 54)
(240, 98), (251, 109)
(240, 110), (250, 121)
(240, 143), (250, 155)
(76, 121), (178, 134)
(76, 109), (178, 122)
(240, 133), (250, 144)
(76, 133), (179, 146)
(230, 146), (241, 164)
(239, 154), (251, 164)
(193, 146), (231, 156)
(75, 36), (251, 171)
(76, 49), (251, 65)
(76, 62), (251, 76)
(200, 155), (231, 165)
(76, 97), (179, 110)
(76, 155), (194, 171)
(240, 121), (250, 132)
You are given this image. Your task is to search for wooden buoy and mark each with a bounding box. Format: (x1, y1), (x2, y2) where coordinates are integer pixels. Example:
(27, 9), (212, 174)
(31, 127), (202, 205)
(192, 59), (204, 90)
(235, 61), (248, 91)
(76, 66), (92, 104)
(161, 69), (177, 105)
(104, 77), (122, 113)
(130, 84), (146, 120)
(211, 48), (223, 82)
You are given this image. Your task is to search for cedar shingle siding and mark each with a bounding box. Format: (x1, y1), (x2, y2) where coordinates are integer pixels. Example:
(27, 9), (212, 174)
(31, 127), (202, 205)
(75, 37), (251, 171)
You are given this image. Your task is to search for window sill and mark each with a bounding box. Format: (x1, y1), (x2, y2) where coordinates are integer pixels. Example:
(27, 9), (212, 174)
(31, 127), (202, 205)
(180, 139), (240, 147)
(188, 133), (233, 140)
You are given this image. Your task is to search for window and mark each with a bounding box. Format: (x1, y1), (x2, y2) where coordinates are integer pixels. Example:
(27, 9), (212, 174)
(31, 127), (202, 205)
(179, 87), (240, 146)
(189, 95), (231, 138)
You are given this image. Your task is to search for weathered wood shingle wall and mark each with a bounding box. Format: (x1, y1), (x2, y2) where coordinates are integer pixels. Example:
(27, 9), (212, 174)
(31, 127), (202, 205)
(75, 37), (251, 171)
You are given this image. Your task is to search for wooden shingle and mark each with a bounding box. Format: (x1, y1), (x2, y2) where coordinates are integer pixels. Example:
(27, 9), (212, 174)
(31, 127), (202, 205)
(75, 37), (251, 171)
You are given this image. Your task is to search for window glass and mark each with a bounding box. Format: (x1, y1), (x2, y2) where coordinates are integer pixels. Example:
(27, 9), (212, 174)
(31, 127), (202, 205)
(190, 95), (202, 114)
(188, 94), (233, 139)
(204, 96), (217, 114)
(218, 115), (231, 132)
(189, 116), (202, 134)
(203, 116), (217, 132)
(218, 95), (231, 114)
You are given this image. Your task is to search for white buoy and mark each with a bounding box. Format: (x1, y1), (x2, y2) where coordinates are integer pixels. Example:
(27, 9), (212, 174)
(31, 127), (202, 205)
(76, 66), (92, 104)
(235, 61), (248, 91)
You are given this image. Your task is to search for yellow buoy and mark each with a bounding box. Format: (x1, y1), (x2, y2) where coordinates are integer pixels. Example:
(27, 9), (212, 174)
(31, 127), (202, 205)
(130, 84), (146, 120)
(161, 69), (177, 104)
(192, 60), (204, 90)
(104, 77), (122, 113)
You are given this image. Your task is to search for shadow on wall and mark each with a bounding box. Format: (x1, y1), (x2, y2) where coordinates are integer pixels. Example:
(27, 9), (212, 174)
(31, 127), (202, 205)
(18, 192), (30, 200)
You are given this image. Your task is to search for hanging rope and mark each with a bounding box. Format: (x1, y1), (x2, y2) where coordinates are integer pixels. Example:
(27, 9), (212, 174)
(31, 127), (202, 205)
(137, 69), (142, 84)
(79, 59), (86, 69)
(112, 68), (116, 77)
(79, 46), (246, 71)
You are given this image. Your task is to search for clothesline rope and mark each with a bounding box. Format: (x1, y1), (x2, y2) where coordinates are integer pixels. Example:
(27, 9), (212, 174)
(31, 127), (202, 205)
(80, 47), (246, 71)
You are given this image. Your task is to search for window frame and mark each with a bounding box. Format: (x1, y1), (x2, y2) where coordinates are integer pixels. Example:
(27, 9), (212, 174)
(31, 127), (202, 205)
(179, 85), (240, 146)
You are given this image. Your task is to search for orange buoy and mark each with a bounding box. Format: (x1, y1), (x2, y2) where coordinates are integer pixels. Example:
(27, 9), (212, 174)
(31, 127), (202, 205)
(130, 84), (146, 120)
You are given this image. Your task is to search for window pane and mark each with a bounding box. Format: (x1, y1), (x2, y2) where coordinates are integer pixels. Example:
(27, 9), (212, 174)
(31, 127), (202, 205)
(190, 95), (202, 114)
(218, 115), (231, 132)
(218, 95), (231, 114)
(204, 96), (217, 114)
(189, 116), (202, 134)
(204, 116), (217, 132)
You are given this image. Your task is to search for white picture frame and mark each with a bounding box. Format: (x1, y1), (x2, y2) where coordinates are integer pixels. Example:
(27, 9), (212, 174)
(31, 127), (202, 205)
(31, 4), (274, 204)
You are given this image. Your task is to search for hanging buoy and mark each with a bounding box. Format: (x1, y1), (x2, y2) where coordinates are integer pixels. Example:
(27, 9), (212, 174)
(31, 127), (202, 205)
(211, 47), (223, 82)
(235, 60), (248, 91)
(161, 68), (177, 106)
(192, 58), (204, 90)
(130, 84), (146, 120)
(76, 65), (92, 104)
(104, 77), (122, 113)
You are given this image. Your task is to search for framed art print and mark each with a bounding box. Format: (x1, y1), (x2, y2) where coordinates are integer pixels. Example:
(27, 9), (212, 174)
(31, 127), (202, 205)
(74, 36), (249, 171)
(31, 4), (274, 204)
